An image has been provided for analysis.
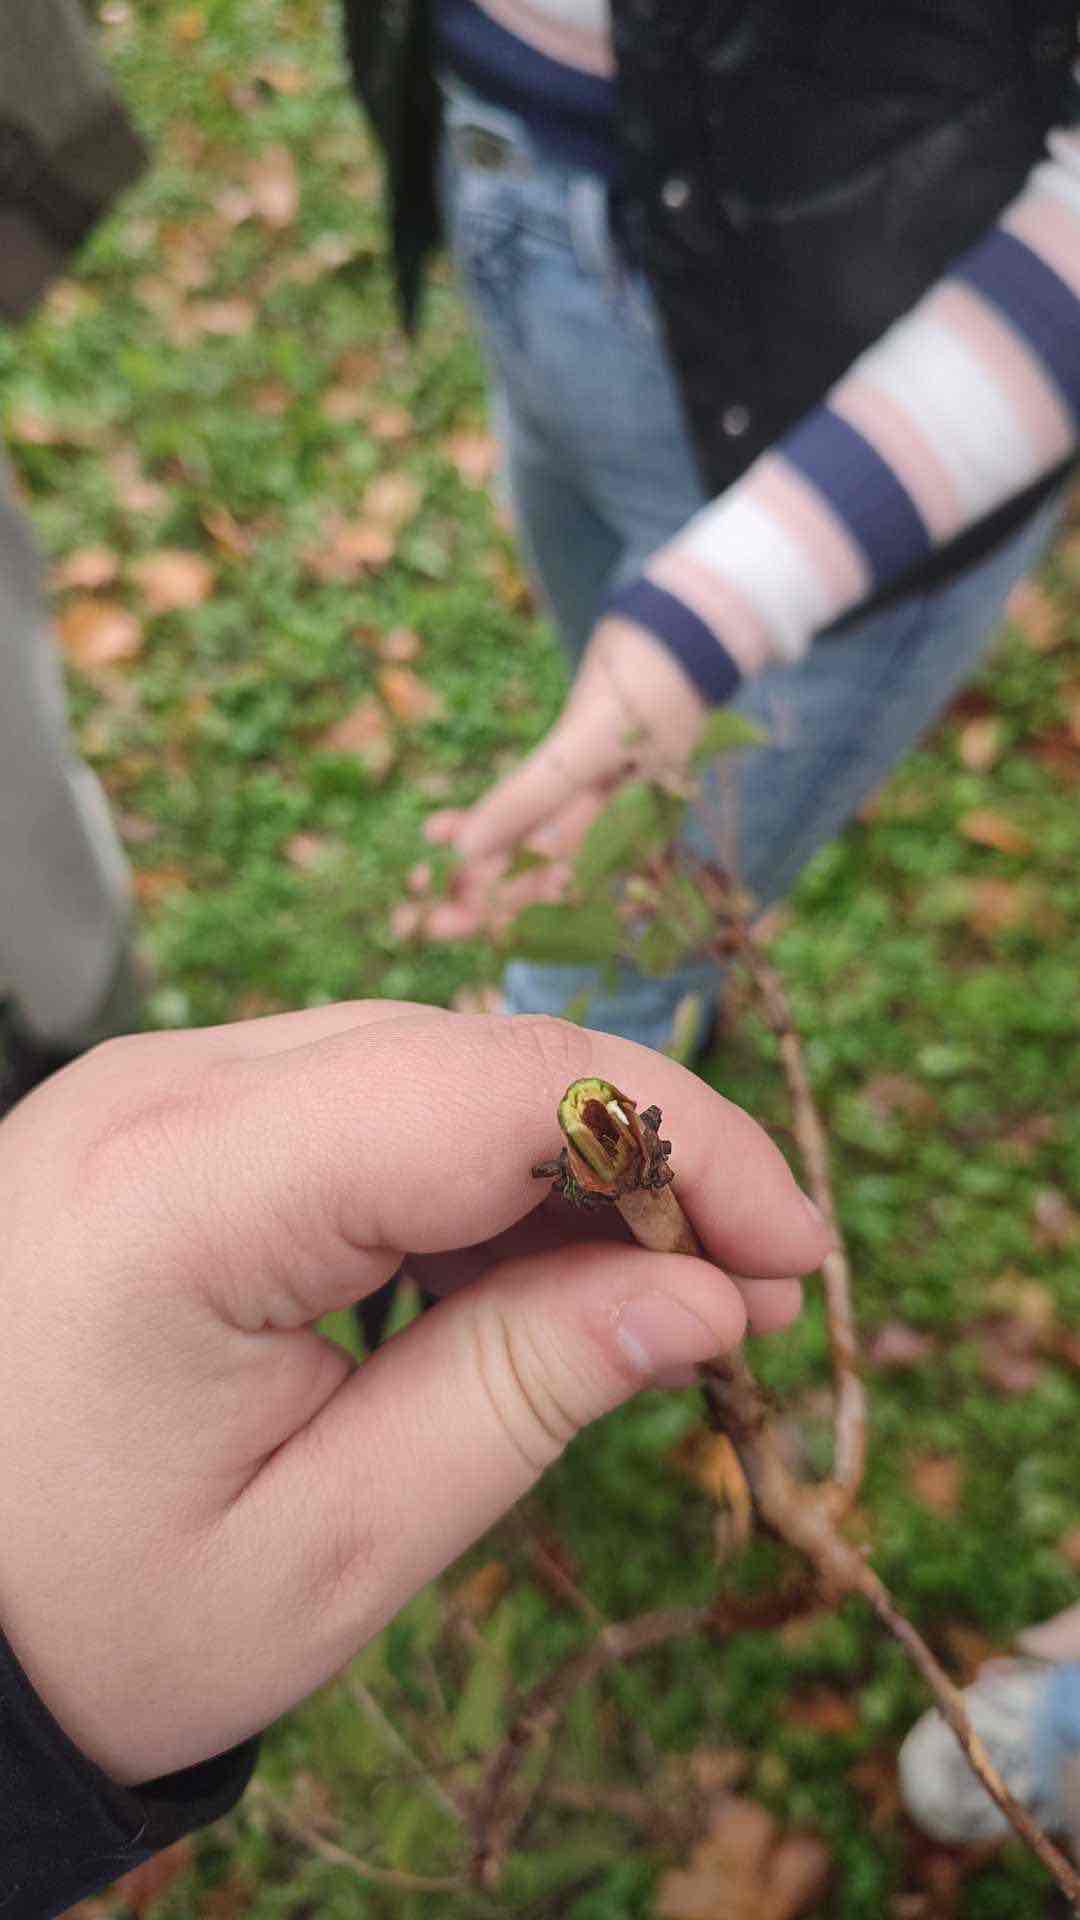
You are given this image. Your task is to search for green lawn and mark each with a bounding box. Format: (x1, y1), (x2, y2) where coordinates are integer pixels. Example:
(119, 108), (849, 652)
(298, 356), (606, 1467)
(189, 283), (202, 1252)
(5, 4), (1080, 1915)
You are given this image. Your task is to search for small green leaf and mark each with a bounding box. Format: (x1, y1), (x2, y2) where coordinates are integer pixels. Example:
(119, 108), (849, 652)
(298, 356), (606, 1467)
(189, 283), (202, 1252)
(692, 709), (769, 765)
(574, 781), (681, 890)
(504, 900), (625, 965)
(635, 915), (696, 977)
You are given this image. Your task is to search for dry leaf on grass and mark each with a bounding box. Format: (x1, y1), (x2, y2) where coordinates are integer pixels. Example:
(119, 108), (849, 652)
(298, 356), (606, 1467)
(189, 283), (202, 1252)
(866, 1323), (936, 1371)
(907, 1454), (963, 1517)
(965, 878), (1036, 939)
(50, 546), (120, 593)
(317, 697), (395, 781)
(389, 901), (424, 941)
(453, 1559), (510, 1620)
(363, 471), (422, 531)
(377, 665), (445, 725)
(1007, 578), (1066, 653)
(284, 832), (337, 872)
(321, 384), (368, 423)
(1032, 1187), (1080, 1248)
(131, 550), (215, 615)
(379, 624), (423, 662)
(442, 427), (499, 487)
(304, 518), (395, 583)
(133, 867), (191, 907)
(956, 715), (1003, 772)
(189, 297), (256, 337)
(247, 145), (300, 228)
(59, 599), (143, 668)
(658, 1797), (829, 1920)
(786, 1690), (860, 1736)
(368, 403), (413, 442)
(108, 447), (169, 516)
(957, 808), (1032, 855)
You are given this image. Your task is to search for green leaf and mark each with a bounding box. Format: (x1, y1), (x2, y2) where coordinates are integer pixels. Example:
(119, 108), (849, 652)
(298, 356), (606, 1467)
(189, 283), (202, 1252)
(574, 781), (681, 890)
(504, 899), (626, 966)
(561, 987), (594, 1025)
(660, 870), (715, 944)
(692, 709), (769, 765)
(634, 915), (696, 977)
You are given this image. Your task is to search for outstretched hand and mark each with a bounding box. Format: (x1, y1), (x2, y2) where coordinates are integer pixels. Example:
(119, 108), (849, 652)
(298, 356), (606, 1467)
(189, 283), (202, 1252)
(0, 1004), (828, 1788)
(425, 617), (707, 937)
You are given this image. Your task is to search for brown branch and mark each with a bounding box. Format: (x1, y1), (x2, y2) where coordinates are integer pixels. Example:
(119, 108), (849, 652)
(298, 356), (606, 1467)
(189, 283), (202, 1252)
(527, 1072), (1080, 1907)
(471, 1605), (709, 1886)
(470, 1579), (817, 1888)
(717, 895), (866, 1498)
(701, 1357), (1080, 1909)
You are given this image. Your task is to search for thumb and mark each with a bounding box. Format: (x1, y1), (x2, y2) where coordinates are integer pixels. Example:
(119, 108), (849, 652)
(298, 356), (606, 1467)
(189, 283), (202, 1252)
(232, 1237), (745, 1683)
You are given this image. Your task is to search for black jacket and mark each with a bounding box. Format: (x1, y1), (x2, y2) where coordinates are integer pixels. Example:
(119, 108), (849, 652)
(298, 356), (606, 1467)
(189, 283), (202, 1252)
(0, 1630), (256, 1919)
(344, 0), (1076, 581)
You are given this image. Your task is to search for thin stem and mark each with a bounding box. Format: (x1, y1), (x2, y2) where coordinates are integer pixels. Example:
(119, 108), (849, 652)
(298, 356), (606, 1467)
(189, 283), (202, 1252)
(726, 907), (866, 1497)
(253, 1782), (480, 1899)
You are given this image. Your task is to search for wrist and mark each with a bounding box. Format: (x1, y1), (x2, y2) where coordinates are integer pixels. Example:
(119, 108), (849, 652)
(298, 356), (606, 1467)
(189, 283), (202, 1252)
(604, 577), (743, 706)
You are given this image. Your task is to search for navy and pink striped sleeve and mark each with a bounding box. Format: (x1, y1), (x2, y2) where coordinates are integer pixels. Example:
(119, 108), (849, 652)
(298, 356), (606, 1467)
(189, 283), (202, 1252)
(609, 123), (1080, 702)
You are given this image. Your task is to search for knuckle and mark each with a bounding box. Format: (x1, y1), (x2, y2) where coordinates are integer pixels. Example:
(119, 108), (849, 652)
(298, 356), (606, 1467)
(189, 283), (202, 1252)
(467, 1303), (581, 1480)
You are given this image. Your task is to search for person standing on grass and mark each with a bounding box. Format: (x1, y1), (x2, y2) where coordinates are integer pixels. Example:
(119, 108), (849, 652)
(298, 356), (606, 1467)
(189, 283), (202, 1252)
(344, 0), (1080, 1055)
(0, 0), (146, 1119)
(342, 0), (1080, 1846)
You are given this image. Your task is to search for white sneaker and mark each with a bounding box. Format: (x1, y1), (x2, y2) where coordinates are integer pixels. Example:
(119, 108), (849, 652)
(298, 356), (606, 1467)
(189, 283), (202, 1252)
(899, 1661), (1066, 1845)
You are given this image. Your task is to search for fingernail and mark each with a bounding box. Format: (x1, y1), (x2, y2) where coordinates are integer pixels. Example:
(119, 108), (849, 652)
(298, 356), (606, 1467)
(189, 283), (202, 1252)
(615, 1294), (724, 1375)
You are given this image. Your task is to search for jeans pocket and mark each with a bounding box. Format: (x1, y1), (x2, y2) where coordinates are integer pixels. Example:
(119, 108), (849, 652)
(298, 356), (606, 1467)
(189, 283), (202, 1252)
(440, 141), (529, 363)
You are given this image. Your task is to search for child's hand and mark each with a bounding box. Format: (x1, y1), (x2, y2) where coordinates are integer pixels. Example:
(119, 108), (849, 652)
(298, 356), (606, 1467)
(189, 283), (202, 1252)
(0, 1005), (826, 1786)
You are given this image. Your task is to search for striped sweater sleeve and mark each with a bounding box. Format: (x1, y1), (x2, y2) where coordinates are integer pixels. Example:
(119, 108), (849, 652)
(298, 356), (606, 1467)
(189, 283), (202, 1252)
(608, 122), (1080, 704)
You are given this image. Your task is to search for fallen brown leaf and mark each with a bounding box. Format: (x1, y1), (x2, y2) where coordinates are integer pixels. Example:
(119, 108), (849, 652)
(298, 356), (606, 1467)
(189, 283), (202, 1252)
(201, 504), (252, 557)
(252, 59), (309, 95)
(786, 1689), (860, 1736)
(1033, 1187), (1080, 1248)
(108, 447), (169, 515)
(190, 297), (256, 337)
(389, 900), (424, 941)
(658, 1797), (829, 1920)
(317, 696), (395, 781)
(442, 427), (499, 487)
(247, 145), (300, 229)
(59, 599), (143, 669)
(957, 808), (1032, 855)
(453, 1559), (510, 1620)
(321, 384), (368, 423)
(133, 866), (190, 906)
(284, 832), (337, 872)
(907, 1454), (963, 1517)
(866, 1323), (937, 1370)
(966, 877), (1034, 939)
(1057, 1529), (1080, 1571)
(956, 715), (1003, 772)
(1007, 578), (1066, 653)
(50, 546), (120, 593)
(862, 1074), (937, 1124)
(363, 471), (422, 531)
(304, 519), (395, 583)
(368, 403), (413, 442)
(377, 665), (445, 725)
(379, 624), (423, 663)
(131, 550), (215, 615)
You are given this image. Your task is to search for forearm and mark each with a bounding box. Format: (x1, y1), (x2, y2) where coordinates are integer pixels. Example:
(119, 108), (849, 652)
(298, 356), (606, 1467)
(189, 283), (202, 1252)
(611, 121), (1080, 699)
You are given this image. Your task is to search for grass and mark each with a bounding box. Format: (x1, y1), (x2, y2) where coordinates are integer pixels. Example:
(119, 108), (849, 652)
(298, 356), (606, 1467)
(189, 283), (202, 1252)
(4, 3), (1080, 1914)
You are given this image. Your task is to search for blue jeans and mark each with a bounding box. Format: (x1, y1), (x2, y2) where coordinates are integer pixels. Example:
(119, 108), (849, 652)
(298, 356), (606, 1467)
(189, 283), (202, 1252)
(441, 82), (1064, 1051)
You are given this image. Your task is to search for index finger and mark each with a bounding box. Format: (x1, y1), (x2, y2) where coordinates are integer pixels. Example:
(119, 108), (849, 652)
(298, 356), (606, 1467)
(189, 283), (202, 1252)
(214, 1013), (831, 1305)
